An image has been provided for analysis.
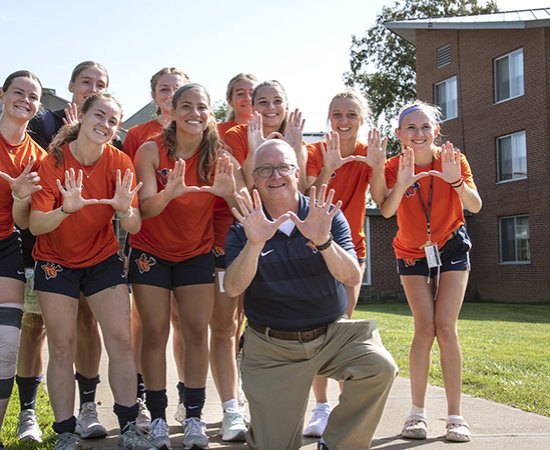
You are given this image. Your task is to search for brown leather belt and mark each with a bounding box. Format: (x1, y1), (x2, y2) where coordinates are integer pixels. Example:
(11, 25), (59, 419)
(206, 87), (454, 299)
(248, 322), (328, 342)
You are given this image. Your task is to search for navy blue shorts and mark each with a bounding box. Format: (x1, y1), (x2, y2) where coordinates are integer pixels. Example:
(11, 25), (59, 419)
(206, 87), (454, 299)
(34, 254), (127, 299)
(213, 247), (227, 270)
(0, 233), (25, 283)
(128, 249), (215, 289)
(397, 226), (472, 278)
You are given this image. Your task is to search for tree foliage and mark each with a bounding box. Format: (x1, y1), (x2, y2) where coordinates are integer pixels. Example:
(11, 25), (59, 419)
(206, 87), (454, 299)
(213, 100), (230, 123)
(344, 0), (498, 153)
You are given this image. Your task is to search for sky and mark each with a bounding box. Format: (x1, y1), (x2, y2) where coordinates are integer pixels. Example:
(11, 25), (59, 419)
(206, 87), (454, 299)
(2, 0), (547, 131)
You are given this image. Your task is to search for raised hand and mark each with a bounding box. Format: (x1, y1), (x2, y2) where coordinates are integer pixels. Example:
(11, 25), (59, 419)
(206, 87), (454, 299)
(283, 108), (305, 150)
(56, 168), (100, 213)
(288, 185), (342, 245)
(248, 112), (265, 154)
(395, 146), (430, 189)
(162, 158), (201, 200)
(199, 154), (235, 197)
(354, 128), (387, 169)
(231, 189), (289, 245)
(428, 141), (462, 184)
(321, 131), (355, 173)
(0, 158), (42, 199)
(63, 103), (79, 126)
(98, 168), (142, 214)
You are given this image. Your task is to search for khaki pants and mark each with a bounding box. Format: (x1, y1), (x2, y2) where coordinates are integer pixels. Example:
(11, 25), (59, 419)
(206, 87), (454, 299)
(241, 318), (398, 450)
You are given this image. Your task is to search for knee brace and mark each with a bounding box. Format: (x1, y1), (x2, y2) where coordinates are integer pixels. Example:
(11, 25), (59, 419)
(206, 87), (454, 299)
(0, 304), (23, 399)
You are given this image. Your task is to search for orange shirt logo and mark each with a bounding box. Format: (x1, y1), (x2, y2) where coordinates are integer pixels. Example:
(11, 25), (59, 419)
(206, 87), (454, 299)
(135, 253), (157, 274)
(41, 262), (63, 280)
(156, 168), (170, 186)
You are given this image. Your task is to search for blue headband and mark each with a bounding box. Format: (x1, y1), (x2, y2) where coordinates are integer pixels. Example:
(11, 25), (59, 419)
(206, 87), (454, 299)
(397, 105), (427, 127)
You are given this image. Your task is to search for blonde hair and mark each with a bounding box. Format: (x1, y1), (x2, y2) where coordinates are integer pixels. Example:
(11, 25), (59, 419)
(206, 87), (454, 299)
(162, 84), (222, 183)
(328, 90), (371, 125)
(225, 73), (258, 121)
(49, 93), (122, 167)
(70, 61), (109, 86)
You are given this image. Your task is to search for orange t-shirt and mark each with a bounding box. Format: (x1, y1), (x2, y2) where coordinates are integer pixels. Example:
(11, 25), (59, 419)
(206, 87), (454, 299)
(0, 133), (46, 241)
(130, 135), (216, 262)
(385, 150), (477, 259)
(212, 120), (241, 252)
(222, 123), (249, 165)
(123, 119), (163, 161)
(306, 141), (372, 260)
(32, 143), (137, 267)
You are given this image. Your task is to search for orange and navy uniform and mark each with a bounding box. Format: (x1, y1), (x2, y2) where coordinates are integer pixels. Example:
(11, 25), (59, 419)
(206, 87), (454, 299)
(212, 120), (240, 255)
(0, 132), (46, 241)
(306, 141), (372, 261)
(123, 119), (163, 161)
(32, 143), (137, 268)
(129, 135), (216, 262)
(385, 150), (476, 260)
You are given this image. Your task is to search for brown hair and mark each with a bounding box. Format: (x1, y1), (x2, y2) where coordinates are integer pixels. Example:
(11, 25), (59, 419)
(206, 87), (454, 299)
(2, 70), (42, 94)
(70, 61), (109, 86)
(163, 84), (222, 183)
(49, 93), (122, 167)
(150, 67), (191, 115)
(252, 80), (288, 134)
(225, 73), (258, 121)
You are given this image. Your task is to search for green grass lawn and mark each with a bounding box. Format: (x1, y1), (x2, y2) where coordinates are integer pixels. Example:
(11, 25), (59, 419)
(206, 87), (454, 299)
(1, 302), (549, 448)
(354, 302), (550, 417)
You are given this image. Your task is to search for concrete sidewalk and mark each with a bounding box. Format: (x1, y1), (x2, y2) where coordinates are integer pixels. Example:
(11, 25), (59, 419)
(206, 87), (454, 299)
(74, 344), (550, 450)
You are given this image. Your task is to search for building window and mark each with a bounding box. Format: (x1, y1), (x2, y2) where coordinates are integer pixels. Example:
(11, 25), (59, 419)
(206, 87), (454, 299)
(497, 131), (526, 182)
(434, 76), (457, 121)
(500, 216), (530, 263)
(437, 44), (451, 68)
(495, 49), (524, 103)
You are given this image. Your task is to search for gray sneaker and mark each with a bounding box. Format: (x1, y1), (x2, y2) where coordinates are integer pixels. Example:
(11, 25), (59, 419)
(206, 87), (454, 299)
(18, 409), (43, 442)
(54, 432), (81, 450)
(183, 417), (209, 449)
(76, 401), (107, 439)
(149, 417), (171, 449)
(117, 424), (156, 450)
(136, 398), (151, 432)
(220, 408), (246, 441)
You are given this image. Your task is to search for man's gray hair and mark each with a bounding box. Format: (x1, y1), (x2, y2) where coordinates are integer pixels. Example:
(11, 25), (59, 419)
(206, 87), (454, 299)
(253, 139), (298, 169)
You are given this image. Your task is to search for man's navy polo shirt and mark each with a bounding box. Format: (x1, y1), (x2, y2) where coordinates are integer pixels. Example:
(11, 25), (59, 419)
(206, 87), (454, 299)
(225, 193), (356, 331)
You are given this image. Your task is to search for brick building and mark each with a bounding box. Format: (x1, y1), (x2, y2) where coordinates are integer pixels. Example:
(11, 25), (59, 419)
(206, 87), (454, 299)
(385, 8), (550, 303)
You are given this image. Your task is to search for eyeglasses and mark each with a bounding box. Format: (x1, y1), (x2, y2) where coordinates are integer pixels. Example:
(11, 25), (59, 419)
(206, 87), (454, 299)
(253, 164), (297, 178)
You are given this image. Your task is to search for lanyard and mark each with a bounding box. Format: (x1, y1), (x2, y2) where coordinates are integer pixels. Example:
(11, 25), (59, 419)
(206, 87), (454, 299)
(417, 161), (434, 244)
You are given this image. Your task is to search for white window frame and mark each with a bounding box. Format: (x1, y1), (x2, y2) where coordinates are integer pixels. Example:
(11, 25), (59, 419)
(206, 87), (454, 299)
(494, 49), (524, 103)
(499, 215), (531, 264)
(496, 131), (527, 183)
(434, 76), (458, 121)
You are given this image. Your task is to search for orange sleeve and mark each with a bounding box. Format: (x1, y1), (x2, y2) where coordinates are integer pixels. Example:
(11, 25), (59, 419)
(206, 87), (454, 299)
(217, 120), (238, 143)
(306, 142), (324, 178)
(223, 124), (248, 165)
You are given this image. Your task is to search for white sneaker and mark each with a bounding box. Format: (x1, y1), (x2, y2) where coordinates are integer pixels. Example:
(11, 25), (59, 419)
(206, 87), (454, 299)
(117, 424), (155, 450)
(136, 398), (151, 431)
(54, 432), (81, 450)
(220, 408), (247, 442)
(174, 402), (186, 425)
(183, 417), (209, 449)
(149, 418), (171, 449)
(75, 401), (107, 439)
(18, 409), (43, 442)
(303, 403), (331, 437)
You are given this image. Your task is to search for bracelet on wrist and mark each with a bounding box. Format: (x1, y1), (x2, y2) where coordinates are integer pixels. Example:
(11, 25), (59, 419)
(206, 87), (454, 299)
(315, 233), (333, 251)
(449, 177), (464, 188)
(60, 205), (73, 215)
(11, 191), (29, 202)
(116, 207), (133, 219)
(452, 179), (464, 189)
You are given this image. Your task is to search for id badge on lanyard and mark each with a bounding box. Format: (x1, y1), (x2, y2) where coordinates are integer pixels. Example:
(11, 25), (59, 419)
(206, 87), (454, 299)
(418, 170), (442, 269)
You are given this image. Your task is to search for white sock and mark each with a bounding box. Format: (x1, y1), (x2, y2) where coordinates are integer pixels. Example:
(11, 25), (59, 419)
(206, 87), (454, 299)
(315, 402), (331, 410)
(410, 405), (427, 418)
(222, 399), (239, 412)
(447, 414), (463, 422)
